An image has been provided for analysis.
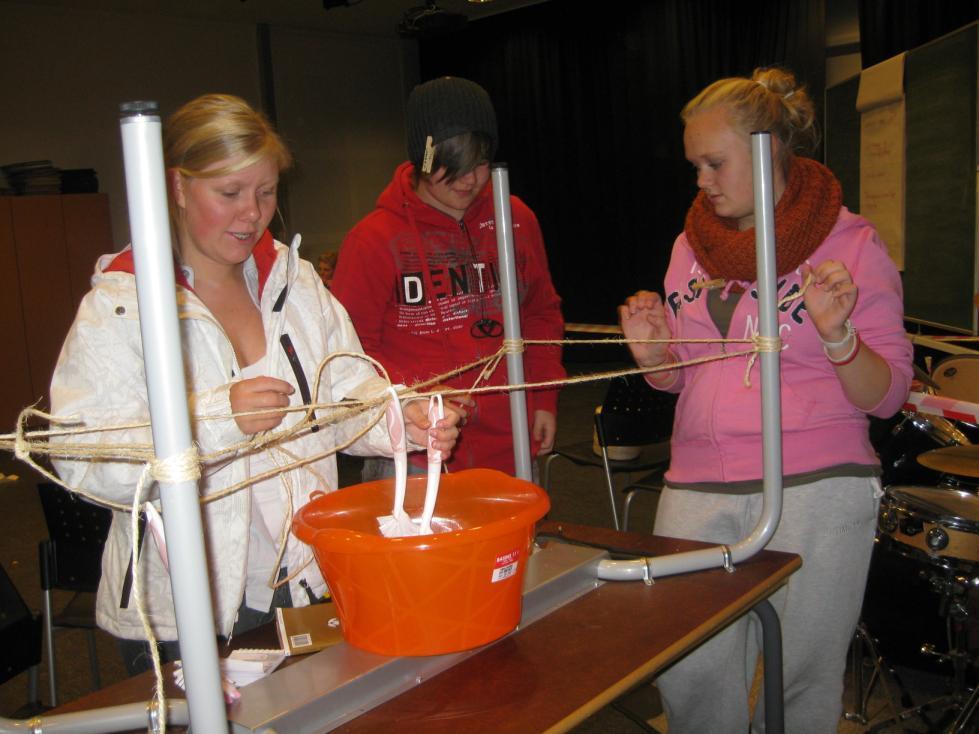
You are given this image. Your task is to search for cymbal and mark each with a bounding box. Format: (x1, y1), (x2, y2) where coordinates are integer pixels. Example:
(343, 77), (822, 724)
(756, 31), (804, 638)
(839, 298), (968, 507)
(918, 445), (979, 478)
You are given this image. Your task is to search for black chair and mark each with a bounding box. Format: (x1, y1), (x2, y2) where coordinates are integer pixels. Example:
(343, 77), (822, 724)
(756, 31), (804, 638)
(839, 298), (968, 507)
(540, 375), (675, 530)
(0, 563), (43, 716)
(37, 481), (112, 707)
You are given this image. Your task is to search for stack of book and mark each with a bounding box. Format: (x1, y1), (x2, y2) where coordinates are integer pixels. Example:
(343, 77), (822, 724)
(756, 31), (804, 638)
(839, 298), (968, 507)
(0, 161), (99, 195)
(1, 161), (61, 195)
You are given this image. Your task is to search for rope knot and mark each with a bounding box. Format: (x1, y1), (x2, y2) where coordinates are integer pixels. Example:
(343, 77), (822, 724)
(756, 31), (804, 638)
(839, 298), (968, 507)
(744, 334), (784, 387)
(150, 445), (202, 484)
(13, 405), (51, 462)
(752, 334), (782, 353)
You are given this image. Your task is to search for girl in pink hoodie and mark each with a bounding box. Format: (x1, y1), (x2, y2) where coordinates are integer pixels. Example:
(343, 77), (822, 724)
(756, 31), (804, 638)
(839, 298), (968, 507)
(620, 68), (912, 733)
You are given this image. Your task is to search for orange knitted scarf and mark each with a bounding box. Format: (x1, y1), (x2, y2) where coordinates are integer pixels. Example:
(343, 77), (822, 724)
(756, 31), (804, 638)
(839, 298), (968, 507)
(684, 157), (842, 282)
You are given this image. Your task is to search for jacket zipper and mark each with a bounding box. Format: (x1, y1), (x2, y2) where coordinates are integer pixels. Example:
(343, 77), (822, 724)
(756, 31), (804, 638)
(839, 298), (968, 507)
(279, 333), (318, 432)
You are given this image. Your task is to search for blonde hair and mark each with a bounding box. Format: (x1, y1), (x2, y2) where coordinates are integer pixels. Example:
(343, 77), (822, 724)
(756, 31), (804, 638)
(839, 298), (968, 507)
(682, 67), (817, 173)
(164, 93), (292, 178)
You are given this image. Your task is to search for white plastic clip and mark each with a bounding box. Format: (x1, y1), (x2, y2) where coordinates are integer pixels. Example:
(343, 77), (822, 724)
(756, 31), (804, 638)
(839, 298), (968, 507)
(421, 135), (436, 174)
(721, 545), (735, 573)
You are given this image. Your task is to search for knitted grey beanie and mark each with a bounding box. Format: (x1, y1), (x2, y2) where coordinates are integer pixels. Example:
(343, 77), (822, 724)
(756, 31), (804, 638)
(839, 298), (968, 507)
(405, 77), (498, 168)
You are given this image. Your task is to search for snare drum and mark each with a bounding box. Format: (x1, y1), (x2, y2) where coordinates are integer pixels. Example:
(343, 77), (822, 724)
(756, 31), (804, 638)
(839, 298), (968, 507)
(864, 485), (979, 673)
(878, 485), (979, 569)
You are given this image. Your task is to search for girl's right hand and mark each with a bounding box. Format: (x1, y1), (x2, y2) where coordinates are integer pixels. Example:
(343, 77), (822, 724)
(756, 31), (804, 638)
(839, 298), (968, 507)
(426, 384), (475, 425)
(618, 290), (672, 368)
(230, 376), (295, 434)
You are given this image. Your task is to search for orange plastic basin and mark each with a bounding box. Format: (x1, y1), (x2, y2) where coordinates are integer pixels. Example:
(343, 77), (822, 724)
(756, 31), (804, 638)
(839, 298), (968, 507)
(292, 468), (550, 656)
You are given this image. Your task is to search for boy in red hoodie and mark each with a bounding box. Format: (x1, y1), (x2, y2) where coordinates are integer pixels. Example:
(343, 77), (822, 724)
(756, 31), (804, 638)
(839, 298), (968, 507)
(332, 77), (565, 476)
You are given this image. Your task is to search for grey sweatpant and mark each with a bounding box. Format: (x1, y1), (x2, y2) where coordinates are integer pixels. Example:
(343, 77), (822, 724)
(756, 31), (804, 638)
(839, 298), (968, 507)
(653, 476), (881, 734)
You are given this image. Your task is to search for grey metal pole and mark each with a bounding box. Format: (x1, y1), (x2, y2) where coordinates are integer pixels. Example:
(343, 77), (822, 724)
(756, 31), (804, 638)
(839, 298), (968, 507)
(491, 164), (533, 480)
(119, 101), (228, 732)
(0, 700), (190, 733)
(597, 131), (784, 579)
(738, 131), (784, 553)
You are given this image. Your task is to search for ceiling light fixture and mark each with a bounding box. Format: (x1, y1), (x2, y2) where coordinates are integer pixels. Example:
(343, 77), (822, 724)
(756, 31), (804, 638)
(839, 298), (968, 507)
(398, 0), (467, 38)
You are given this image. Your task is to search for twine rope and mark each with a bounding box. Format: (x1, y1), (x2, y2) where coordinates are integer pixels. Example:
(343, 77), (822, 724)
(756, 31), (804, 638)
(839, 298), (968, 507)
(2, 329), (788, 513)
(130, 466), (166, 732)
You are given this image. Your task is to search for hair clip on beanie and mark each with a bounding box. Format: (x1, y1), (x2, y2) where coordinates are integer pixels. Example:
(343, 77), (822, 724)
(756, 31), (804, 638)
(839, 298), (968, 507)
(406, 77), (498, 170)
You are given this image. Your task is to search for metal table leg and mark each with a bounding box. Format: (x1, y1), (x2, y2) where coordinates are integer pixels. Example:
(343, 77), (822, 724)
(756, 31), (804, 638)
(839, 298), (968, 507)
(753, 599), (784, 734)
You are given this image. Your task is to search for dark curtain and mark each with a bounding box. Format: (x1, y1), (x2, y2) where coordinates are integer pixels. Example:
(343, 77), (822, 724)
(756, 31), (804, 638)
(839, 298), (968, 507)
(859, 0), (979, 68)
(419, 0), (825, 325)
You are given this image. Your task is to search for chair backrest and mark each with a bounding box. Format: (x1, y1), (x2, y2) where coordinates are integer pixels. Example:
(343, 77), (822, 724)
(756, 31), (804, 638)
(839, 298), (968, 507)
(0, 563), (42, 684)
(37, 482), (112, 593)
(597, 374), (677, 447)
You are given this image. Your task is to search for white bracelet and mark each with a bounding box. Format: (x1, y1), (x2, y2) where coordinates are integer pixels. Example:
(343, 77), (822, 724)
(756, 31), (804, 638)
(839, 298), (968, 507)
(819, 319), (855, 349)
(824, 332), (861, 366)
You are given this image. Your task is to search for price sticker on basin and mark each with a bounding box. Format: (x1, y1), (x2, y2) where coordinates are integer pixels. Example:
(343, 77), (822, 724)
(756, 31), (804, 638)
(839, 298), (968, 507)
(492, 549), (520, 583)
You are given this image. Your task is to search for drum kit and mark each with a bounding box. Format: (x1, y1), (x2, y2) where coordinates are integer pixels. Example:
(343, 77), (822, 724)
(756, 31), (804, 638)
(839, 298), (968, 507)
(848, 355), (979, 732)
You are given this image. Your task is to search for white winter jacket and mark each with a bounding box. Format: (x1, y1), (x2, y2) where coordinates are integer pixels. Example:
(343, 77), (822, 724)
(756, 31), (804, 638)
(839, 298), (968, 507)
(51, 232), (396, 641)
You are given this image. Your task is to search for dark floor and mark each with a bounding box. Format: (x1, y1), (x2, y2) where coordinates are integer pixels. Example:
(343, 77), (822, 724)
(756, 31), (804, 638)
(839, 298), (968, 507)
(0, 361), (970, 732)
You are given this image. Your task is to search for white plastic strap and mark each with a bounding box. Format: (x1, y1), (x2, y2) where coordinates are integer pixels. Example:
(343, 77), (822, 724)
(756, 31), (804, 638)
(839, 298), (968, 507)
(418, 394), (444, 535)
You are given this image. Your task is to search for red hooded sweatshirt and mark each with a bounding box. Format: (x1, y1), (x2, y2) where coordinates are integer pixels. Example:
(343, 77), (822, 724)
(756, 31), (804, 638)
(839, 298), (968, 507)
(332, 162), (565, 473)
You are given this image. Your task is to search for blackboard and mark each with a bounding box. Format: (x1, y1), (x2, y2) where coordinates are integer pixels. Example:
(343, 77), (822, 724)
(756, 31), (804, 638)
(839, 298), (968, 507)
(903, 24), (977, 333)
(824, 75), (861, 214)
(825, 23), (978, 333)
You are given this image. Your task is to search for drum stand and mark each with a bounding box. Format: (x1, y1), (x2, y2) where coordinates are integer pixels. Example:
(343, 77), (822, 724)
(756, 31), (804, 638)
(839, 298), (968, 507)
(848, 572), (979, 733)
(844, 622), (916, 728)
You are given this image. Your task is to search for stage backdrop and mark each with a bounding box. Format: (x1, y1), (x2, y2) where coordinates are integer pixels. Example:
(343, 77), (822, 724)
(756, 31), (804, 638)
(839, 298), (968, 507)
(418, 0), (825, 327)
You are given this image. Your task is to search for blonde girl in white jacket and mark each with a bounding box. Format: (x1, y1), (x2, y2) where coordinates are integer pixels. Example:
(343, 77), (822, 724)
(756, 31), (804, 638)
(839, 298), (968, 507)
(50, 94), (461, 674)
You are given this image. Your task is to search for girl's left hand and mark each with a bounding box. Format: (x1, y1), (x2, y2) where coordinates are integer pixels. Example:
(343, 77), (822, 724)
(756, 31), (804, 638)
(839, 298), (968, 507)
(403, 400), (461, 460)
(802, 260), (858, 343)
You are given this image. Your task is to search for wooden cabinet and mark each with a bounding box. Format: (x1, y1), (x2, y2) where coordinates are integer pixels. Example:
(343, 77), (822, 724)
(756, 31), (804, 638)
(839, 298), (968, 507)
(0, 194), (113, 430)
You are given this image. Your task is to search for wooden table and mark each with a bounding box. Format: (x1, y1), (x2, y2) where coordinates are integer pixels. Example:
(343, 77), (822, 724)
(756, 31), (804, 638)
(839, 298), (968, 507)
(53, 521), (800, 733)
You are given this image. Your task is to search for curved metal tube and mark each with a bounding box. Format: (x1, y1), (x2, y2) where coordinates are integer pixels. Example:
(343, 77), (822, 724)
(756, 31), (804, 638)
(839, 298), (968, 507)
(598, 132), (783, 581)
(0, 700), (189, 733)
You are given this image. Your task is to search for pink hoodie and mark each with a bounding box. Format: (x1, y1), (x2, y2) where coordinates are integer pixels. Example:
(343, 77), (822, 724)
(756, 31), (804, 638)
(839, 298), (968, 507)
(660, 207), (913, 486)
